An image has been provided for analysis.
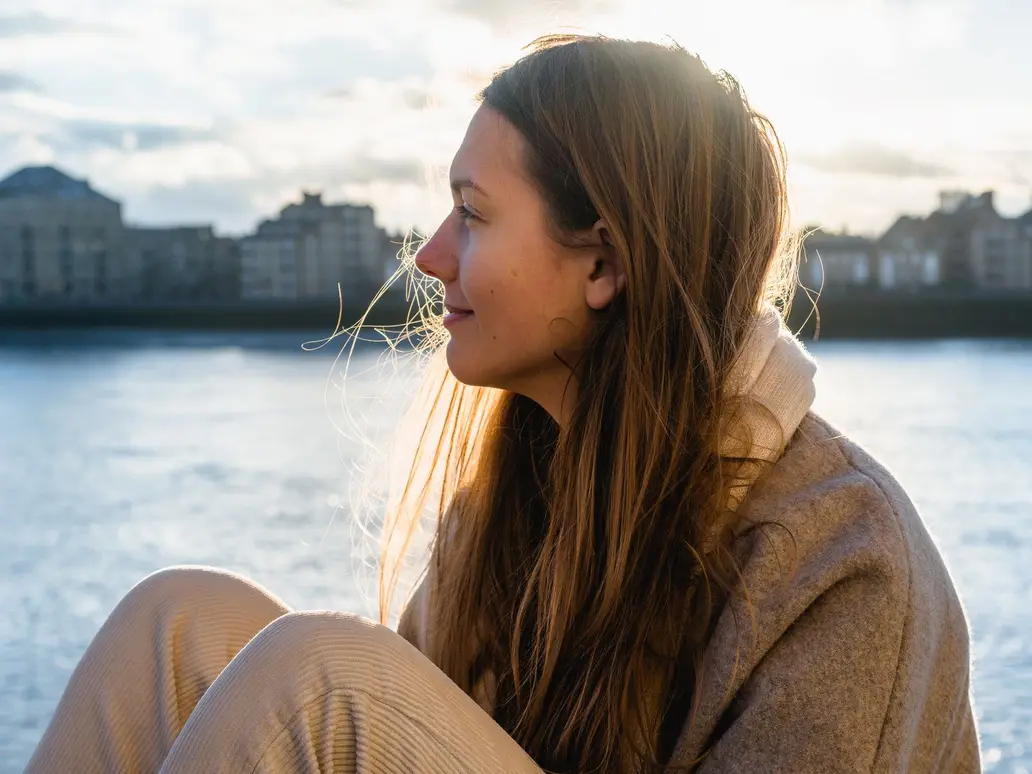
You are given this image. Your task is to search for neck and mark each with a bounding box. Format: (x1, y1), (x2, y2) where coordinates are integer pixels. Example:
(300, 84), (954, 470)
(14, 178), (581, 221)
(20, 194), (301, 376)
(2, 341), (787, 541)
(517, 305), (817, 443)
(510, 369), (577, 428)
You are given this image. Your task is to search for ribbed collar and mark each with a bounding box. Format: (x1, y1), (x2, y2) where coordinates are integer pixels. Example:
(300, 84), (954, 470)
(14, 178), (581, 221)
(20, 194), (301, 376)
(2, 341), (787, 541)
(720, 303), (818, 464)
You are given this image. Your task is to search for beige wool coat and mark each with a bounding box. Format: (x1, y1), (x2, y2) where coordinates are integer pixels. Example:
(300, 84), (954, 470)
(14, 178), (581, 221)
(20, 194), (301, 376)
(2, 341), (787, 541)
(399, 310), (981, 773)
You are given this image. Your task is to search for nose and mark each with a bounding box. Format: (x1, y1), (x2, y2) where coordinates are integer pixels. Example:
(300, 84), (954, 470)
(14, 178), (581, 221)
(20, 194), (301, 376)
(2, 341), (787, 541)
(414, 216), (458, 284)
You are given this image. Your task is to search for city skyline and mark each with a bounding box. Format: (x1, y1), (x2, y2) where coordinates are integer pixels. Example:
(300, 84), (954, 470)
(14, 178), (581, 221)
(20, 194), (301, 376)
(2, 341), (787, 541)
(2, 0), (1032, 237)
(0, 164), (406, 307)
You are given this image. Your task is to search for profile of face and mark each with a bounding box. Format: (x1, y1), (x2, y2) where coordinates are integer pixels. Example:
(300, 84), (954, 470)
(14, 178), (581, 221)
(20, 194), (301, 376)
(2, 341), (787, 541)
(414, 105), (625, 420)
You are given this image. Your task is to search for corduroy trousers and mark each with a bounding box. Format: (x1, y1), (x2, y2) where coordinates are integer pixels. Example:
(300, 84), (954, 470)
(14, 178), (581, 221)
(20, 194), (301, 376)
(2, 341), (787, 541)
(25, 566), (543, 774)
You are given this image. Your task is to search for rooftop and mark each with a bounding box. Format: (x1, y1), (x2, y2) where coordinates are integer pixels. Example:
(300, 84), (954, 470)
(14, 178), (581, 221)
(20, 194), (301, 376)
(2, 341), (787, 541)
(804, 228), (876, 249)
(0, 165), (118, 204)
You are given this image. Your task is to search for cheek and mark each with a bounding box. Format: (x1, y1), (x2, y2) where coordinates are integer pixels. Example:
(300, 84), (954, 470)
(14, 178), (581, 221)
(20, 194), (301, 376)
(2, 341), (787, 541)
(460, 232), (524, 317)
(449, 222), (591, 381)
(463, 242), (544, 332)
(447, 243), (558, 380)
(470, 267), (582, 362)
(468, 269), (537, 346)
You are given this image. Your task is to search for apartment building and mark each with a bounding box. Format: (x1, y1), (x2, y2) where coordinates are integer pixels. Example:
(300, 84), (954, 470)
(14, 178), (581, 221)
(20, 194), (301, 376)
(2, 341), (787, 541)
(241, 192), (389, 302)
(127, 225), (240, 301)
(0, 166), (136, 303)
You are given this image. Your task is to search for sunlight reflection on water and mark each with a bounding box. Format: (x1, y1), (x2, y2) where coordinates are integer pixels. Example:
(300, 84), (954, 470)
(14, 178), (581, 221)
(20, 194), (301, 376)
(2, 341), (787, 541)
(0, 332), (1028, 771)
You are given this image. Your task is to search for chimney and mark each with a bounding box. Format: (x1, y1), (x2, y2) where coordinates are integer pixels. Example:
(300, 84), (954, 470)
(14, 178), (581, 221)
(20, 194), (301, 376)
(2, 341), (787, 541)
(939, 190), (967, 213)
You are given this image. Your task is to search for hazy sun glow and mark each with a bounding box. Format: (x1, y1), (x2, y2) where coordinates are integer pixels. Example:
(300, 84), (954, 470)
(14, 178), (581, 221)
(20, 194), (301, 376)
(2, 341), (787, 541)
(1, 0), (1029, 236)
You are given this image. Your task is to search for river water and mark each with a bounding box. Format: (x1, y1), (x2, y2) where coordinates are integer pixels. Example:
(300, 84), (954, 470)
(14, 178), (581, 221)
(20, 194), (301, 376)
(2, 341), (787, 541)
(0, 331), (1029, 772)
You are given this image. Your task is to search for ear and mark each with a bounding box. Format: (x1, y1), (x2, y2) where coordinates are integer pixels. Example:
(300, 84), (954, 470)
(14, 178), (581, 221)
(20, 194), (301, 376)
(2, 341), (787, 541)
(583, 219), (627, 311)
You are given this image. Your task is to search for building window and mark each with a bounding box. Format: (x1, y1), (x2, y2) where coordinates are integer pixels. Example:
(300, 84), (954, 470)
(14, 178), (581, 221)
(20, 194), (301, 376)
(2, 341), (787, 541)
(853, 253), (870, 284)
(59, 227), (74, 292)
(95, 250), (108, 296)
(20, 226), (35, 296)
(984, 237), (1006, 285)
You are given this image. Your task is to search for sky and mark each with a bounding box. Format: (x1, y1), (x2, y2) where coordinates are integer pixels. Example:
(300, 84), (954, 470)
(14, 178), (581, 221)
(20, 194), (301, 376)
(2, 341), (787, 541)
(1, 0), (1031, 238)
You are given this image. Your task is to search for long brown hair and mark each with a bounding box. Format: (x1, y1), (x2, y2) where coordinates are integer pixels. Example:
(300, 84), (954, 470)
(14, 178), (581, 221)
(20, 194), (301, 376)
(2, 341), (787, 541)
(373, 34), (798, 774)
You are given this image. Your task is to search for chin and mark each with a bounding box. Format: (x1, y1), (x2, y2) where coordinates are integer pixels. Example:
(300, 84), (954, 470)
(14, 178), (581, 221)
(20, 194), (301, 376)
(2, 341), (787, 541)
(444, 338), (492, 388)
(445, 339), (521, 392)
(444, 338), (545, 395)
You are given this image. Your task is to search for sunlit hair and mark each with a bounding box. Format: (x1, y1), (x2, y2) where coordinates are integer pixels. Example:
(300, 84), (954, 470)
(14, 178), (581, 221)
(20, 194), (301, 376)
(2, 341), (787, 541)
(359, 33), (800, 774)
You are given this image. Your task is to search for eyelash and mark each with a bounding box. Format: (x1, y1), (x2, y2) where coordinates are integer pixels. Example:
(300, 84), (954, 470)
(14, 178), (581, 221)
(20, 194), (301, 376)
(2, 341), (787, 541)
(454, 204), (479, 223)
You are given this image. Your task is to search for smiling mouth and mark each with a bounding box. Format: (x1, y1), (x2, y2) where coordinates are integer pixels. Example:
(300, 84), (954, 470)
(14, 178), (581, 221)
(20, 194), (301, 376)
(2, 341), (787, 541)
(443, 305), (474, 327)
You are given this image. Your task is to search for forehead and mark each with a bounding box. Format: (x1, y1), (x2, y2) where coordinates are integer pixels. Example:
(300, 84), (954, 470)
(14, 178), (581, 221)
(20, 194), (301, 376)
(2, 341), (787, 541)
(450, 105), (527, 189)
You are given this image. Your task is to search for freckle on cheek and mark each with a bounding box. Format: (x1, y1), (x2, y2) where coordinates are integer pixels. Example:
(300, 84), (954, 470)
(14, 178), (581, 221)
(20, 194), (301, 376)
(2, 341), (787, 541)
(510, 269), (518, 277)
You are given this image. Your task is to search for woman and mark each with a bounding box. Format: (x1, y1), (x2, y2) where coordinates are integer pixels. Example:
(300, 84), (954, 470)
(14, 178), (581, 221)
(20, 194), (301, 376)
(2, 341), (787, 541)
(27, 35), (980, 773)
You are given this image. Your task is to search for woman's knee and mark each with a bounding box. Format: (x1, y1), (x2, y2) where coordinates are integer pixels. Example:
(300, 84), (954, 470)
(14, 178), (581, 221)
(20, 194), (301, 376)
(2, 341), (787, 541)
(253, 610), (396, 654)
(238, 610), (423, 689)
(118, 565), (290, 627)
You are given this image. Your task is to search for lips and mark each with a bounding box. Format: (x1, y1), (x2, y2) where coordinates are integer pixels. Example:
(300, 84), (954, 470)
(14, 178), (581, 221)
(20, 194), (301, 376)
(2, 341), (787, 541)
(443, 303), (474, 327)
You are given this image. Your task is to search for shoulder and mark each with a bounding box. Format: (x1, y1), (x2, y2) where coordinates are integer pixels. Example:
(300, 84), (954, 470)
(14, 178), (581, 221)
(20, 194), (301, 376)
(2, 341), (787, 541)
(735, 409), (972, 677)
(674, 413), (979, 770)
(735, 412), (911, 599)
(754, 411), (961, 608)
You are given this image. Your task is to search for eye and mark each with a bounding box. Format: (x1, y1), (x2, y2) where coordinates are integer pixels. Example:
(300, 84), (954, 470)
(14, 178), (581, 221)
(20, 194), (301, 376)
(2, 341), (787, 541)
(454, 203), (480, 223)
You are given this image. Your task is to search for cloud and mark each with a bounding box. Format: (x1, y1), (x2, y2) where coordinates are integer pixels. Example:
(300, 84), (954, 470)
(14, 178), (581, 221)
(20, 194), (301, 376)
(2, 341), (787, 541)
(330, 156), (426, 186)
(446, 0), (528, 25)
(51, 119), (222, 152)
(0, 71), (41, 93)
(0, 11), (113, 38)
(0, 0), (1018, 241)
(799, 142), (955, 179)
(117, 151), (430, 233)
(984, 148), (1032, 188)
(444, 0), (618, 29)
(129, 178), (264, 231)
(327, 84), (434, 111)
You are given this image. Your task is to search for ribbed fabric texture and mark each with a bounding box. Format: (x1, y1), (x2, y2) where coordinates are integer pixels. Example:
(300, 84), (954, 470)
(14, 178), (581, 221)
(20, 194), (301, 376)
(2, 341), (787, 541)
(398, 312), (982, 773)
(25, 566), (291, 773)
(27, 310), (980, 773)
(720, 302), (817, 463)
(26, 567), (544, 773)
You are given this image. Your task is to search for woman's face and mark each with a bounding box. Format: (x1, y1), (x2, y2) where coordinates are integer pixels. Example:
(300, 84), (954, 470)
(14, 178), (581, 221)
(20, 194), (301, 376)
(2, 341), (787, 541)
(415, 105), (618, 420)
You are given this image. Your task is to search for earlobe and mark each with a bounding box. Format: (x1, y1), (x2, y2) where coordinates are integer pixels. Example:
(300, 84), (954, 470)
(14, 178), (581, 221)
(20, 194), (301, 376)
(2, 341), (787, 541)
(584, 219), (626, 310)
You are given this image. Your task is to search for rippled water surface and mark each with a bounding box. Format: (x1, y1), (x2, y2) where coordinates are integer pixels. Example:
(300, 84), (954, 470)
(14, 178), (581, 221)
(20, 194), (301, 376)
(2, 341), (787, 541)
(1, 331), (1029, 772)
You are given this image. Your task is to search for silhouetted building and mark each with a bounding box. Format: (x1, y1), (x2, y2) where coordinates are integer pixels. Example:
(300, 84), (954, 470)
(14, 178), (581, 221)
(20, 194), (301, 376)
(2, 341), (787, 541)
(379, 228), (406, 283)
(801, 229), (877, 291)
(1018, 208), (1032, 287)
(127, 226), (240, 301)
(0, 166), (138, 303)
(924, 191), (1030, 290)
(875, 192), (1031, 292)
(241, 192), (390, 302)
(877, 216), (940, 290)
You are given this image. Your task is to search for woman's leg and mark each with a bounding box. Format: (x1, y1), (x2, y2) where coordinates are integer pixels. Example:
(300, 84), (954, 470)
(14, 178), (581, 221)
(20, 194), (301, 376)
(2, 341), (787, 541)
(158, 611), (543, 774)
(25, 566), (291, 774)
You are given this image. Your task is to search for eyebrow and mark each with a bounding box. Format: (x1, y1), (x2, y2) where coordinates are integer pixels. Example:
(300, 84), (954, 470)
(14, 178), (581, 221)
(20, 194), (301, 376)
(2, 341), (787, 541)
(450, 177), (489, 198)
